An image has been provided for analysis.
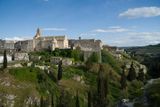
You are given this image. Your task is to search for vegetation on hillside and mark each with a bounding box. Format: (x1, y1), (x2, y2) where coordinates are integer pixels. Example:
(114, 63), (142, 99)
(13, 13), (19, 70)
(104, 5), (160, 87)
(0, 49), (148, 107)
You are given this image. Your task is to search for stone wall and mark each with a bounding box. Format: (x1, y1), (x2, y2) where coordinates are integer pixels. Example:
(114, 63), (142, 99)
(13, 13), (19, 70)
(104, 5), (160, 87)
(15, 40), (34, 52)
(4, 40), (15, 50)
(14, 52), (29, 61)
(62, 58), (73, 66)
(50, 57), (73, 65)
(50, 57), (62, 65)
(69, 39), (102, 52)
(69, 39), (103, 62)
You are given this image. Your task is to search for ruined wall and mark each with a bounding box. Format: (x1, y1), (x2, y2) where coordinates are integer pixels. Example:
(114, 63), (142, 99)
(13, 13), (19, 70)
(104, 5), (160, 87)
(14, 52), (29, 61)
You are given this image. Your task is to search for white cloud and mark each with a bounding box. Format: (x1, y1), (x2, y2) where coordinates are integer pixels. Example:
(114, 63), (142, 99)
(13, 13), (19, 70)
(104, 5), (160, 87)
(119, 7), (160, 18)
(79, 33), (96, 37)
(5, 37), (31, 41)
(108, 32), (160, 46)
(42, 28), (67, 31)
(93, 26), (128, 33)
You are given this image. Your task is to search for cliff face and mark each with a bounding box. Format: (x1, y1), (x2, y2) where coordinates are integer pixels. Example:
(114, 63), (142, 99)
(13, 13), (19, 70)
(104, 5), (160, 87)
(0, 73), (40, 107)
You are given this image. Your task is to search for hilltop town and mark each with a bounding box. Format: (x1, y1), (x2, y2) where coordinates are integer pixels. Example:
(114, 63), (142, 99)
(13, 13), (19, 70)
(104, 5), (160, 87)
(0, 28), (125, 63)
(0, 27), (159, 107)
(0, 28), (102, 51)
(0, 28), (151, 107)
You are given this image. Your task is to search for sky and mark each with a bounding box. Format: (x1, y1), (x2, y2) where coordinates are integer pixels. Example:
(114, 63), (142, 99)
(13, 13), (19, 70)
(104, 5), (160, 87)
(0, 0), (160, 47)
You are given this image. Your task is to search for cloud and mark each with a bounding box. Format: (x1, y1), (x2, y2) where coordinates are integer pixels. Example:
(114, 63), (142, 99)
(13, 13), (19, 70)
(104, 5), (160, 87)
(5, 37), (31, 41)
(93, 26), (128, 33)
(79, 33), (96, 36)
(42, 28), (67, 31)
(108, 32), (160, 46)
(119, 7), (160, 18)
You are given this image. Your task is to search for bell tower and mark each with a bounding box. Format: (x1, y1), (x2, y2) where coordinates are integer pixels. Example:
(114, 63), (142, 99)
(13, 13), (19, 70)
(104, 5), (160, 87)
(34, 28), (41, 39)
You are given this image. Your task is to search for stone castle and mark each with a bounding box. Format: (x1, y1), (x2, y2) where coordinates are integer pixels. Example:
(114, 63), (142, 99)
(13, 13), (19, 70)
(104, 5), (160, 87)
(14, 28), (69, 52)
(0, 28), (103, 54)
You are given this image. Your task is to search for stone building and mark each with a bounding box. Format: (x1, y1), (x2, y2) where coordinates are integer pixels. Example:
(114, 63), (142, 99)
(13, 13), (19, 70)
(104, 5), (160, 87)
(69, 38), (103, 62)
(0, 39), (4, 52)
(15, 40), (34, 52)
(14, 28), (69, 52)
(4, 40), (15, 50)
(0, 40), (15, 53)
(69, 39), (102, 52)
(33, 28), (68, 51)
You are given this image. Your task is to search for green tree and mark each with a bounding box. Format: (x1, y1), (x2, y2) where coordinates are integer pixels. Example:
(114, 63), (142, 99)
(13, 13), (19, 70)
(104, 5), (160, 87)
(88, 91), (92, 107)
(88, 52), (99, 63)
(40, 96), (44, 107)
(76, 91), (80, 107)
(3, 50), (7, 69)
(57, 91), (74, 107)
(97, 64), (109, 107)
(51, 93), (54, 107)
(57, 60), (63, 80)
(120, 68), (127, 90)
(137, 68), (145, 82)
(71, 50), (81, 61)
(127, 62), (136, 81)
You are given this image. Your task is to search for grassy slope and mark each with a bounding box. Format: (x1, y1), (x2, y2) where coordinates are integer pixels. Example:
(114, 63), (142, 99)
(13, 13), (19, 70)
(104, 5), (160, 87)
(0, 49), (146, 107)
(0, 71), (40, 106)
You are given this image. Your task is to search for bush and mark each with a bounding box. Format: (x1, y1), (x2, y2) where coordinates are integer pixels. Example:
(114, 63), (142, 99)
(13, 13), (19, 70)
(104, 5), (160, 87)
(128, 80), (144, 99)
(87, 52), (100, 63)
(101, 50), (121, 73)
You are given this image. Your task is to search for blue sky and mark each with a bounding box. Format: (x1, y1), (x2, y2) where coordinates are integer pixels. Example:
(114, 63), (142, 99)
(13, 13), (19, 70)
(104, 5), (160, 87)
(0, 0), (160, 46)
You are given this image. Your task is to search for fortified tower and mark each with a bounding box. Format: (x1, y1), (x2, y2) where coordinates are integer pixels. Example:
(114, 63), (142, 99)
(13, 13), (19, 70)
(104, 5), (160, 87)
(34, 28), (41, 39)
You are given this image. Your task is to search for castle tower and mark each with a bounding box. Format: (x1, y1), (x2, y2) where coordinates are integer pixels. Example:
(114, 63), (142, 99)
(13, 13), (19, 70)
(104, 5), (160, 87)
(51, 37), (57, 50)
(34, 28), (41, 39)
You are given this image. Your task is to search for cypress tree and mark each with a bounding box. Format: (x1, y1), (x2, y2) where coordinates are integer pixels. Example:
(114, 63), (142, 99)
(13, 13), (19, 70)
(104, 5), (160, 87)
(57, 60), (63, 80)
(137, 68), (145, 82)
(97, 64), (108, 107)
(11, 53), (15, 61)
(40, 96), (44, 107)
(120, 68), (127, 90)
(3, 50), (7, 69)
(127, 62), (136, 81)
(104, 71), (109, 98)
(76, 91), (80, 107)
(51, 93), (54, 107)
(88, 91), (92, 107)
(97, 65), (104, 100)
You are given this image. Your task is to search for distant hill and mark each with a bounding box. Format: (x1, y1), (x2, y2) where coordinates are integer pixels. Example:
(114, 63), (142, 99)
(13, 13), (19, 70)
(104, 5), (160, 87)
(125, 43), (160, 78)
(125, 44), (160, 57)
